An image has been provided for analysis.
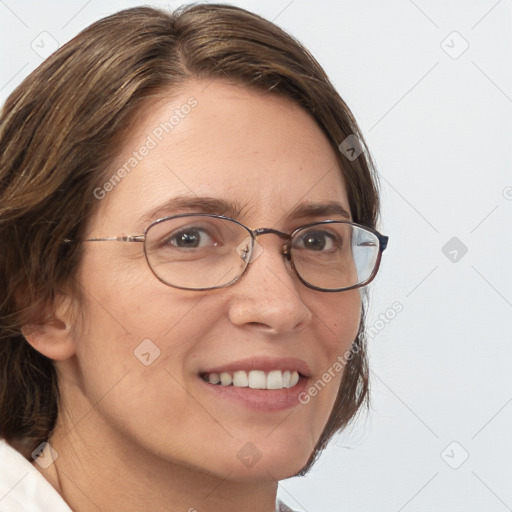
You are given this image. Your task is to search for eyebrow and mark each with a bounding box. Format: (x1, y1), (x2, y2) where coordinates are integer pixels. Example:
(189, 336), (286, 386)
(287, 201), (351, 221)
(139, 196), (244, 225)
(139, 196), (351, 226)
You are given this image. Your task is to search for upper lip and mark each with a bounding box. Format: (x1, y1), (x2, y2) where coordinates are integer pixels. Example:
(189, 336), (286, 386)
(200, 356), (311, 378)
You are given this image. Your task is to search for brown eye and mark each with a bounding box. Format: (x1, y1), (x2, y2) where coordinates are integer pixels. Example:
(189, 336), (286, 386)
(171, 229), (209, 248)
(294, 230), (338, 252)
(161, 224), (220, 250)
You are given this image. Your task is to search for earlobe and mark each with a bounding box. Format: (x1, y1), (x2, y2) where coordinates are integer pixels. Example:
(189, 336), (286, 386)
(21, 296), (77, 361)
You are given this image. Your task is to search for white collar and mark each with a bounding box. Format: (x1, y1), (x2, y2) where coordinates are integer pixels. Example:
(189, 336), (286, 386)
(0, 439), (72, 511)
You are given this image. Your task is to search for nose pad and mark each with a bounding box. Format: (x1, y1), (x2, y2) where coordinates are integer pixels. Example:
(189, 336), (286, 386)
(281, 240), (292, 262)
(235, 237), (264, 264)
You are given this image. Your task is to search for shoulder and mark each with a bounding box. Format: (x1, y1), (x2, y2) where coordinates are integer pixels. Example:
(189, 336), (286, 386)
(0, 439), (71, 512)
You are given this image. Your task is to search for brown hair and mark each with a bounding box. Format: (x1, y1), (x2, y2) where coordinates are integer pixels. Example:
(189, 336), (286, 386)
(0, 4), (379, 474)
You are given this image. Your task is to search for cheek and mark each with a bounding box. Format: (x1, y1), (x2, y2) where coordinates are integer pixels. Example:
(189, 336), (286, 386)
(72, 253), (227, 394)
(310, 290), (362, 352)
(304, 291), (362, 413)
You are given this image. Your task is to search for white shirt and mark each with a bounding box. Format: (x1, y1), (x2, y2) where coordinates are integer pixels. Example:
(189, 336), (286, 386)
(0, 439), (71, 511)
(0, 440), (296, 512)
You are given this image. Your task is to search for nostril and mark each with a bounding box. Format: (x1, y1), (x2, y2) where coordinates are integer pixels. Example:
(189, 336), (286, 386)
(248, 322), (268, 328)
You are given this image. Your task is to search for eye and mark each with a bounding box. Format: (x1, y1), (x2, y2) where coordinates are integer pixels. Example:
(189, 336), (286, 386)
(166, 227), (217, 249)
(294, 229), (339, 252)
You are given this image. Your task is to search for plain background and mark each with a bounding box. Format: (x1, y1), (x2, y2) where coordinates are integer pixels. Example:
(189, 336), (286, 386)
(1, 1), (511, 511)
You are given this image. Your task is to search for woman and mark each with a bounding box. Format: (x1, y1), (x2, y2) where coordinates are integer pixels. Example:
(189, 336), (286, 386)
(0, 4), (387, 511)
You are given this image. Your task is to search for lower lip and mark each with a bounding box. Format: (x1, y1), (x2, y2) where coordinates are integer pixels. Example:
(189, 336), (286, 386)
(198, 376), (309, 411)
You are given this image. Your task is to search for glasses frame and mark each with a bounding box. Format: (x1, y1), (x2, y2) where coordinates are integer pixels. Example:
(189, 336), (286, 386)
(66, 213), (388, 292)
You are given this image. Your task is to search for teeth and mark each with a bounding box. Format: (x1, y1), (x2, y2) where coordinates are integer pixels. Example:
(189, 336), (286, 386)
(266, 370), (283, 389)
(208, 372), (220, 384)
(220, 372), (232, 386)
(233, 370), (248, 387)
(248, 370), (266, 389)
(203, 369), (302, 390)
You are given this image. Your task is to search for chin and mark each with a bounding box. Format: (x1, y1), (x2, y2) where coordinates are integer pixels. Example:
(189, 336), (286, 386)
(213, 442), (314, 482)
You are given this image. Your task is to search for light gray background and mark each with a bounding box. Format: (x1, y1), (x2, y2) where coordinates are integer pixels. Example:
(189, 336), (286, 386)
(1, 1), (511, 511)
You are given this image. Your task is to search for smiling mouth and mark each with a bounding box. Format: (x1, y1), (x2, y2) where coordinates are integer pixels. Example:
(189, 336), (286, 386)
(200, 369), (302, 390)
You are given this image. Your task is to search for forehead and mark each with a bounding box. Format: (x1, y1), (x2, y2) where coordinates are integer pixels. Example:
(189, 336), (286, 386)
(92, 80), (350, 232)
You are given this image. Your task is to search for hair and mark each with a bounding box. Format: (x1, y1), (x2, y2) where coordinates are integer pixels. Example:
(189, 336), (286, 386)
(0, 4), (379, 474)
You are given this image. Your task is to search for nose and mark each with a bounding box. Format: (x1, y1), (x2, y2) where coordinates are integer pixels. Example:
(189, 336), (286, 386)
(227, 236), (313, 335)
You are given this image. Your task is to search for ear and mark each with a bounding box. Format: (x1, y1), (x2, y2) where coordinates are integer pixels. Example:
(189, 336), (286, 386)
(21, 294), (76, 361)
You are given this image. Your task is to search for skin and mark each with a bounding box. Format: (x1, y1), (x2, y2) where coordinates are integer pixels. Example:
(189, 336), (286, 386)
(26, 80), (361, 512)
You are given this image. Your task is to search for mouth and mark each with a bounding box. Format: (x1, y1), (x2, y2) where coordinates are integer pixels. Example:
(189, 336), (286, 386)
(197, 357), (311, 411)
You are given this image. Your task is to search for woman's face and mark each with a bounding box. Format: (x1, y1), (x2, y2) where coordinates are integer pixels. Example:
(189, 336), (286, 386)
(63, 80), (361, 481)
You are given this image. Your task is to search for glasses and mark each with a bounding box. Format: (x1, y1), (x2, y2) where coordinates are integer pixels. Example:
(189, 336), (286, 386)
(68, 213), (388, 292)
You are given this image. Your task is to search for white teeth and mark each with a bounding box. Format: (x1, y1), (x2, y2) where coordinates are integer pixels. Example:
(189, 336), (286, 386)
(208, 372), (220, 384)
(233, 370), (249, 387)
(220, 372), (232, 386)
(266, 370), (283, 390)
(248, 370), (266, 389)
(204, 369), (303, 390)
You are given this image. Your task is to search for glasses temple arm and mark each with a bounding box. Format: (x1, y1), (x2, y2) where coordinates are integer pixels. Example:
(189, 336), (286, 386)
(63, 235), (145, 244)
